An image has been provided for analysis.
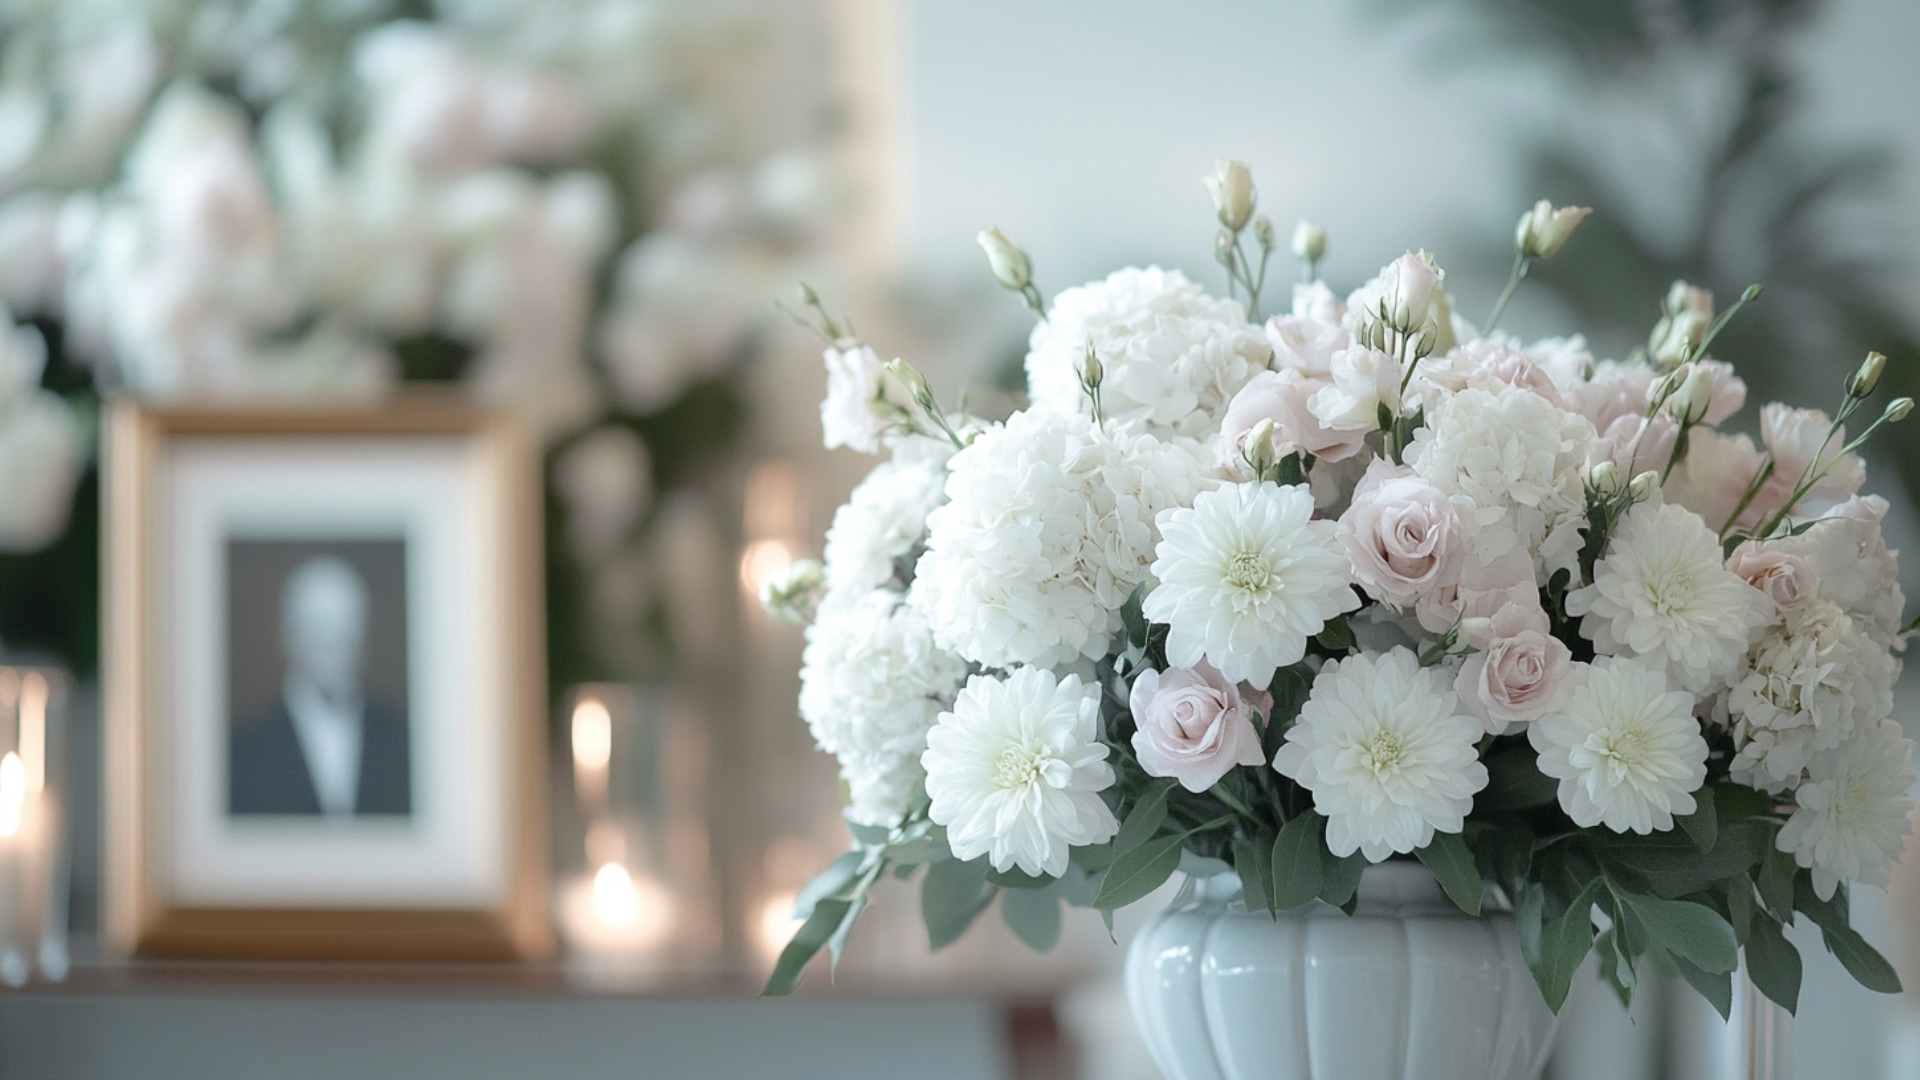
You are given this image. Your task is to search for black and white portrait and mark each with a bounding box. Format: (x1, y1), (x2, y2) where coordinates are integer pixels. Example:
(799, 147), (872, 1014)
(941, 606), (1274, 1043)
(226, 539), (413, 819)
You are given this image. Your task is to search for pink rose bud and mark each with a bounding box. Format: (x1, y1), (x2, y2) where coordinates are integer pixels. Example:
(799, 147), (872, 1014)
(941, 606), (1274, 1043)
(1127, 661), (1267, 793)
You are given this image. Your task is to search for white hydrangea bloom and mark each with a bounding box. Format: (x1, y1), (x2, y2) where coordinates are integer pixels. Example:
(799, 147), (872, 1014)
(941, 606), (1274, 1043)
(1272, 648), (1487, 862)
(840, 750), (925, 829)
(1764, 495), (1905, 646)
(1144, 481), (1359, 687)
(1529, 656), (1708, 834)
(910, 408), (1206, 670)
(821, 457), (948, 594)
(799, 588), (969, 774)
(1567, 501), (1769, 694)
(1407, 383), (1595, 575)
(1726, 600), (1898, 790)
(1024, 266), (1268, 441)
(922, 668), (1119, 877)
(1777, 718), (1917, 901)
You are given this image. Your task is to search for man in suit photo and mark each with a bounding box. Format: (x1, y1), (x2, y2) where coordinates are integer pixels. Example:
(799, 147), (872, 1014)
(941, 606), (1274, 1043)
(229, 554), (412, 818)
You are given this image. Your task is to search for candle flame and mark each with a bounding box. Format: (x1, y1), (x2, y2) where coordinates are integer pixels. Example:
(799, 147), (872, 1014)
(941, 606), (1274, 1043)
(572, 698), (613, 771)
(0, 752), (22, 838)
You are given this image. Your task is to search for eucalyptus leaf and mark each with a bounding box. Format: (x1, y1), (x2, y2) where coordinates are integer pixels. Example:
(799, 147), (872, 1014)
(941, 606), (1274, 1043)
(1095, 832), (1186, 910)
(847, 822), (892, 847)
(1744, 912), (1802, 1014)
(827, 893), (869, 970)
(1319, 846), (1365, 911)
(1676, 795), (1718, 855)
(921, 856), (994, 951)
(1618, 893), (1738, 974)
(1675, 957), (1733, 1022)
(1271, 813), (1325, 910)
(1756, 843), (1797, 921)
(1477, 746), (1559, 811)
(987, 865), (1054, 890)
(1532, 883), (1600, 1012)
(1113, 782), (1175, 856)
(1314, 614), (1354, 653)
(1726, 874), (1755, 945)
(762, 897), (854, 996)
(792, 851), (864, 921)
(1415, 831), (1483, 916)
(1795, 880), (1904, 994)
(1234, 831), (1276, 915)
(1001, 886), (1063, 951)
(1121, 581), (1149, 647)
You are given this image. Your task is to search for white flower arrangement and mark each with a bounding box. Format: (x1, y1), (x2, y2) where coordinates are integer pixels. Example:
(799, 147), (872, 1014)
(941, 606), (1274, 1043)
(764, 161), (1917, 1022)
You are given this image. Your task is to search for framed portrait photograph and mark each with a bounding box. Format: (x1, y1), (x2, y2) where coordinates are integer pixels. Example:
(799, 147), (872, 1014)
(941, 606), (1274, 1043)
(102, 400), (551, 961)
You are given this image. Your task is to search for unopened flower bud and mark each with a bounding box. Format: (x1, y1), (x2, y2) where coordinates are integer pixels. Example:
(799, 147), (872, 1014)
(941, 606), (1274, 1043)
(1455, 618), (1494, 650)
(1849, 351), (1887, 399)
(1887, 397), (1914, 424)
(1080, 342), (1103, 390)
(1628, 471), (1659, 502)
(1669, 363), (1715, 424)
(1589, 460), (1623, 496)
(1203, 159), (1256, 232)
(976, 226), (1032, 291)
(1252, 215), (1276, 250)
(886, 358), (935, 410)
(1649, 310), (1709, 367)
(1244, 417), (1278, 479)
(1665, 280), (1713, 319)
(796, 282), (820, 308)
(1514, 200), (1592, 260)
(1213, 227), (1236, 266)
(759, 558), (825, 625)
(1382, 250), (1443, 332)
(1292, 219), (1327, 263)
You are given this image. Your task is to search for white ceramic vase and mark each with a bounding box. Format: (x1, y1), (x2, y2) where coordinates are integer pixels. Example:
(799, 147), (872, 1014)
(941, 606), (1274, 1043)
(1124, 860), (1558, 1080)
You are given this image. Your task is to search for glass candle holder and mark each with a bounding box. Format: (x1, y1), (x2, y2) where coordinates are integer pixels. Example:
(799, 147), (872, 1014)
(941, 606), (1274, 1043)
(0, 661), (69, 986)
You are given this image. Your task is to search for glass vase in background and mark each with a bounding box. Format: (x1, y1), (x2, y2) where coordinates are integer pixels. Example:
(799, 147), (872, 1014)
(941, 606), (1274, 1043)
(555, 683), (717, 986)
(0, 659), (70, 986)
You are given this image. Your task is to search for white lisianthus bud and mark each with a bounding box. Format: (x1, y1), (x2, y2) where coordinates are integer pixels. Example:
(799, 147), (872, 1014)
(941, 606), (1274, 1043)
(1203, 159), (1256, 232)
(1252, 215), (1276, 250)
(976, 226), (1032, 291)
(1668, 363), (1715, 424)
(1455, 618), (1495, 650)
(1665, 280), (1714, 319)
(1589, 460), (1623, 496)
(1213, 227), (1236, 266)
(1382, 251), (1443, 332)
(1850, 351), (1887, 399)
(1513, 200), (1592, 260)
(1292, 219), (1327, 263)
(759, 558), (825, 625)
(1080, 342), (1103, 390)
(1887, 397), (1914, 424)
(1628, 470), (1659, 502)
(886, 357), (935, 411)
(1649, 284), (1714, 367)
(1244, 417), (1278, 480)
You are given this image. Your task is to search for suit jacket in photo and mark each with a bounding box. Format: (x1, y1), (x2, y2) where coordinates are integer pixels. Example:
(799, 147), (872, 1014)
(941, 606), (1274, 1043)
(228, 696), (413, 817)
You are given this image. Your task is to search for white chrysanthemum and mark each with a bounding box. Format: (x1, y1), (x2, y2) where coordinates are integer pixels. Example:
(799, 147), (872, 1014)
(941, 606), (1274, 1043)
(1407, 384), (1595, 574)
(1726, 600), (1898, 790)
(1025, 267), (1268, 440)
(1529, 656), (1708, 834)
(799, 589), (969, 771)
(1778, 718), (1916, 901)
(909, 408), (1207, 669)
(1764, 495), (1905, 646)
(821, 458), (948, 593)
(1144, 481), (1359, 687)
(922, 668), (1119, 877)
(1272, 648), (1488, 862)
(1567, 500), (1769, 694)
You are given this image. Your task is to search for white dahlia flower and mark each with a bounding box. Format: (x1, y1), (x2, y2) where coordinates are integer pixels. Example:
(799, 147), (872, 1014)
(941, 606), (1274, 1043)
(922, 668), (1119, 877)
(909, 408), (1206, 670)
(1567, 500), (1768, 694)
(1726, 600), (1898, 790)
(1144, 481), (1359, 687)
(821, 457), (949, 593)
(1777, 718), (1916, 901)
(1529, 656), (1708, 834)
(799, 589), (969, 768)
(1024, 267), (1268, 441)
(1407, 383), (1595, 574)
(1271, 648), (1487, 862)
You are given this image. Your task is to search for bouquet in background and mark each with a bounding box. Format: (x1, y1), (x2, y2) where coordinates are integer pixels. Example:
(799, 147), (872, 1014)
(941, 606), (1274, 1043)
(0, 0), (837, 681)
(762, 159), (1916, 1016)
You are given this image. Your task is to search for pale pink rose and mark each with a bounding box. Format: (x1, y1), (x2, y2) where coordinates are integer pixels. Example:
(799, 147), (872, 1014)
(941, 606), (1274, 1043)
(1666, 428), (1769, 533)
(1337, 459), (1464, 608)
(1564, 361), (1655, 436)
(1417, 546), (1540, 640)
(1381, 251), (1442, 329)
(1128, 661), (1268, 793)
(1219, 368), (1368, 468)
(1753, 403), (1866, 520)
(1593, 412), (1679, 477)
(819, 342), (889, 454)
(1727, 545), (1814, 612)
(1693, 359), (1747, 425)
(1452, 338), (1565, 407)
(1264, 304), (1350, 380)
(1455, 605), (1573, 734)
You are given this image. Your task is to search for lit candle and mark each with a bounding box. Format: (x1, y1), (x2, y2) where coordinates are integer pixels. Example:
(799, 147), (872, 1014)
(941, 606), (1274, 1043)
(572, 697), (613, 811)
(558, 860), (676, 955)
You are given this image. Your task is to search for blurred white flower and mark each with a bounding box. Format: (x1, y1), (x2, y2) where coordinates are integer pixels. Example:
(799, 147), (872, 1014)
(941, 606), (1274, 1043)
(819, 342), (890, 454)
(554, 425), (654, 566)
(0, 313), (82, 552)
(597, 233), (771, 413)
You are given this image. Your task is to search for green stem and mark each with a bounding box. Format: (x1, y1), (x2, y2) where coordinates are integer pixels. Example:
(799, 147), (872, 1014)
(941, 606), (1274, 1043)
(1483, 252), (1530, 333)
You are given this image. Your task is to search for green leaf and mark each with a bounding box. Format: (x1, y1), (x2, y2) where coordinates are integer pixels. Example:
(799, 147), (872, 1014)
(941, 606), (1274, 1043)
(1233, 831), (1276, 914)
(1094, 833), (1186, 910)
(1675, 957), (1733, 1021)
(921, 857), (994, 950)
(1113, 782), (1175, 856)
(1001, 886), (1063, 951)
(1314, 614), (1354, 653)
(987, 865), (1053, 890)
(1726, 874), (1755, 945)
(1745, 913), (1802, 1014)
(1120, 582), (1149, 647)
(1756, 843), (1797, 921)
(1618, 893), (1738, 974)
(1532, 883), (1600, 1012)
(1593, 928), (1634, 1010)
(1318, 846), (1365, 911)
(762, 897), (853, 996)
(847, 822), (892, 846)
(1415, 831), (1483, 916)
(827, 893), (868, 969)
(1271, 813), (1326, 910)
(1796, 880), (1904, 995)
(1476, 745), (1559, 811)
(1676, 794), (1718, 854)
(792, 851), (864, 921)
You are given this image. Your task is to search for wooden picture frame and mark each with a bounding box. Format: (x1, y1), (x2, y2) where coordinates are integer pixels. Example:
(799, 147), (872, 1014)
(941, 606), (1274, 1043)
(102, 398), (552, 961)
